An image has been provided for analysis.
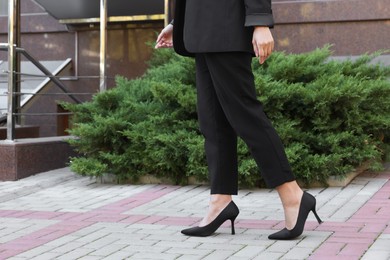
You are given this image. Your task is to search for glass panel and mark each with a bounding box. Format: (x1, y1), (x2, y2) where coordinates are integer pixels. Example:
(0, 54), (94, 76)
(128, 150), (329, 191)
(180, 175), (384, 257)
(0, 0), (8, 16)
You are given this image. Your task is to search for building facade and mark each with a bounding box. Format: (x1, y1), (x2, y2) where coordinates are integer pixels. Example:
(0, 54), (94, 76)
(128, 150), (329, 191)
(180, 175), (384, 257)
(0, 0), (389, 137)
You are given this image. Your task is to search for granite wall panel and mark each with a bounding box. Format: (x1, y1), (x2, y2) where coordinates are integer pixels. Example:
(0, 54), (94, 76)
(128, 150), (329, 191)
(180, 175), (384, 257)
(0, 144), (16, 180)
(0, 138), (76, 181)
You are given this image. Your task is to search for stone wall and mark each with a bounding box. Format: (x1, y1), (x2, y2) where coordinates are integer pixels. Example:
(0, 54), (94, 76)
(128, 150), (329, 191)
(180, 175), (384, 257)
(0, 137), (76, 181)
(272, 0), (390, 55)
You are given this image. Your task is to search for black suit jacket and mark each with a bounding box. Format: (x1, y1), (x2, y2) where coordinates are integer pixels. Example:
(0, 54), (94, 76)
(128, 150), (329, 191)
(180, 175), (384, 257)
(173, 0), (274, 57)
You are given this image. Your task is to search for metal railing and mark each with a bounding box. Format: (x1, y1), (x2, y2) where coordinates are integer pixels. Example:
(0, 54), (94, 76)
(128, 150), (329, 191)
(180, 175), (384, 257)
(0, 45), (101, 139)
(0, 45), (83, 104)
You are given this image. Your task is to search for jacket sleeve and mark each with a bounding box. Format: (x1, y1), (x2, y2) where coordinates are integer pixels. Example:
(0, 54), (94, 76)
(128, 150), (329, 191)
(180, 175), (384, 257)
(244, 0), (274, 27)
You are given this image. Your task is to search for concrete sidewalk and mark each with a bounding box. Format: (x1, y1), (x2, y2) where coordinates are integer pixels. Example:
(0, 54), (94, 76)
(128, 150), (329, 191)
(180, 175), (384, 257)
(0, 164), (389, 260)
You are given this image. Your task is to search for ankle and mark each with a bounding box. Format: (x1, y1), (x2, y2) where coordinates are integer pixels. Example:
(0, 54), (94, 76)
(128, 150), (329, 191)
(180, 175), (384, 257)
(276, 181), (303, 208)
(210, 194), (232, 203)
(209, 195), (232, 209)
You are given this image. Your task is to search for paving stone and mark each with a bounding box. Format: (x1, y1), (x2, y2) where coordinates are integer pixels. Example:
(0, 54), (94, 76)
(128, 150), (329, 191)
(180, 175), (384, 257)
(155, 240), (201, 249)
(233, 245), (267, 258)
(252, 252), (285, 259)
(281, 246), (315, 259)
(75, 230), (110, 243)
(118, 237), (158, 246)
(129, 252), (181, 260)
(267, 240), (301, 253)
(29, 252), (63, 260)
(165, 247), (213, 257)
(88, 244), (128, 257)
(361, 250), (390, 260)
(0, 167), (389, 259)
(50, 241), (89, 254)
(43, 235), (79, 247)
(13, 246), (53, 258)
(55, 248), (96, 260)
(175, 255), (205, 260)
(78, 256), (103, 260)
(101, 250), (135, 260)
(82, 236), (119, 250)
(229, 237), (274, 247)
(202, 250), (237, 260)
(121, 244), (170, 254)
(197, 242), (243, 251)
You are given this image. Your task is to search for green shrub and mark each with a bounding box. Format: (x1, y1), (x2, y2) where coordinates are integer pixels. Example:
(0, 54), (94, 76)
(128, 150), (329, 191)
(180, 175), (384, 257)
(63, 46), (390, 187)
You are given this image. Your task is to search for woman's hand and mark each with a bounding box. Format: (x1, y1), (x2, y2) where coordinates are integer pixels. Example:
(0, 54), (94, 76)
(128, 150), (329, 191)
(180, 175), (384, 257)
(155, 24), (174, 49)
(252, 26), (274, 64)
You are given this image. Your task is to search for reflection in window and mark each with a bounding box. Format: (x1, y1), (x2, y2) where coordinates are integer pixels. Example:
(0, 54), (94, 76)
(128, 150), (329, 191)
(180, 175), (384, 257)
(0, 0), (8, 16)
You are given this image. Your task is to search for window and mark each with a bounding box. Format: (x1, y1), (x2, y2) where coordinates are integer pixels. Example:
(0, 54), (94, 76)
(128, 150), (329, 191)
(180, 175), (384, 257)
(0, 0), (8, 16)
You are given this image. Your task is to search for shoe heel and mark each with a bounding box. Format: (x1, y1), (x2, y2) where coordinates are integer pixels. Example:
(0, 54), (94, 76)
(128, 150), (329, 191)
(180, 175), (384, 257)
(312, 209), (323, 224)
(231, 218), (236, 235)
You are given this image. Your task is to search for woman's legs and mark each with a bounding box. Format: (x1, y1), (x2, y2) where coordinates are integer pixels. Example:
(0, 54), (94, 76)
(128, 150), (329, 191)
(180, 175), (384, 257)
(194, 52), (302, 230)
(202, 52), (295, 188)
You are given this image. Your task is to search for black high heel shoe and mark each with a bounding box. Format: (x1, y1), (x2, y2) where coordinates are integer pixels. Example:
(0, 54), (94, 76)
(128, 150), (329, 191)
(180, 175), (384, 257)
(181, 201), (239, 237)
(268, 191), (323, 240)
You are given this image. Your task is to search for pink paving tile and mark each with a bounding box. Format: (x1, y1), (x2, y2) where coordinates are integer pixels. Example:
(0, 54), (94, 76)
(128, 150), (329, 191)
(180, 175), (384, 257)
(272, 221), (286, 229)
(327, 235), (374, 244)
(383, 225), (390, 234)
(338, 243), (369, 257)
(35, 230), (75, 241)
(309, 242), (345, 257)
(320, 222), (364, 228)
(359, 223), (387, 233)
(348, 218), (389, 224)
(332, 256), (363, 260)
(2, 211), (35, 218)
(93, 186), (179, 213)
(86, 214), (129, 223)
(0, 250), (24, 260)
(119, 214), (150, 224)
(308, 256), (334, 260)
(137, 215), (168, 224)
(331, 231), (377, 239)
(372, 193), (390, 200)
(92, 206), (130, 214)
(51, 212), (83, 221)
(0, 210), (21, 217)
(237, 219), (280, 229)
(311, 171), (390, 258)
(0, 241), (42, 251)
(21, 211), (64, 220)
(316, 225), (360, 233)
(304, 221), (323, 231)
(376, 207), (390, 216)
(0, 221), (92, 258)
(64, 212), (100, 222)
(353, 206), (380, 215)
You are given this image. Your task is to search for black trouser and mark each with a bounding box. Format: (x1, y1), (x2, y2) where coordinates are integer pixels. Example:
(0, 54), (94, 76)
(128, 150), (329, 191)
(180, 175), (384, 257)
(195, 52), (295, 194)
